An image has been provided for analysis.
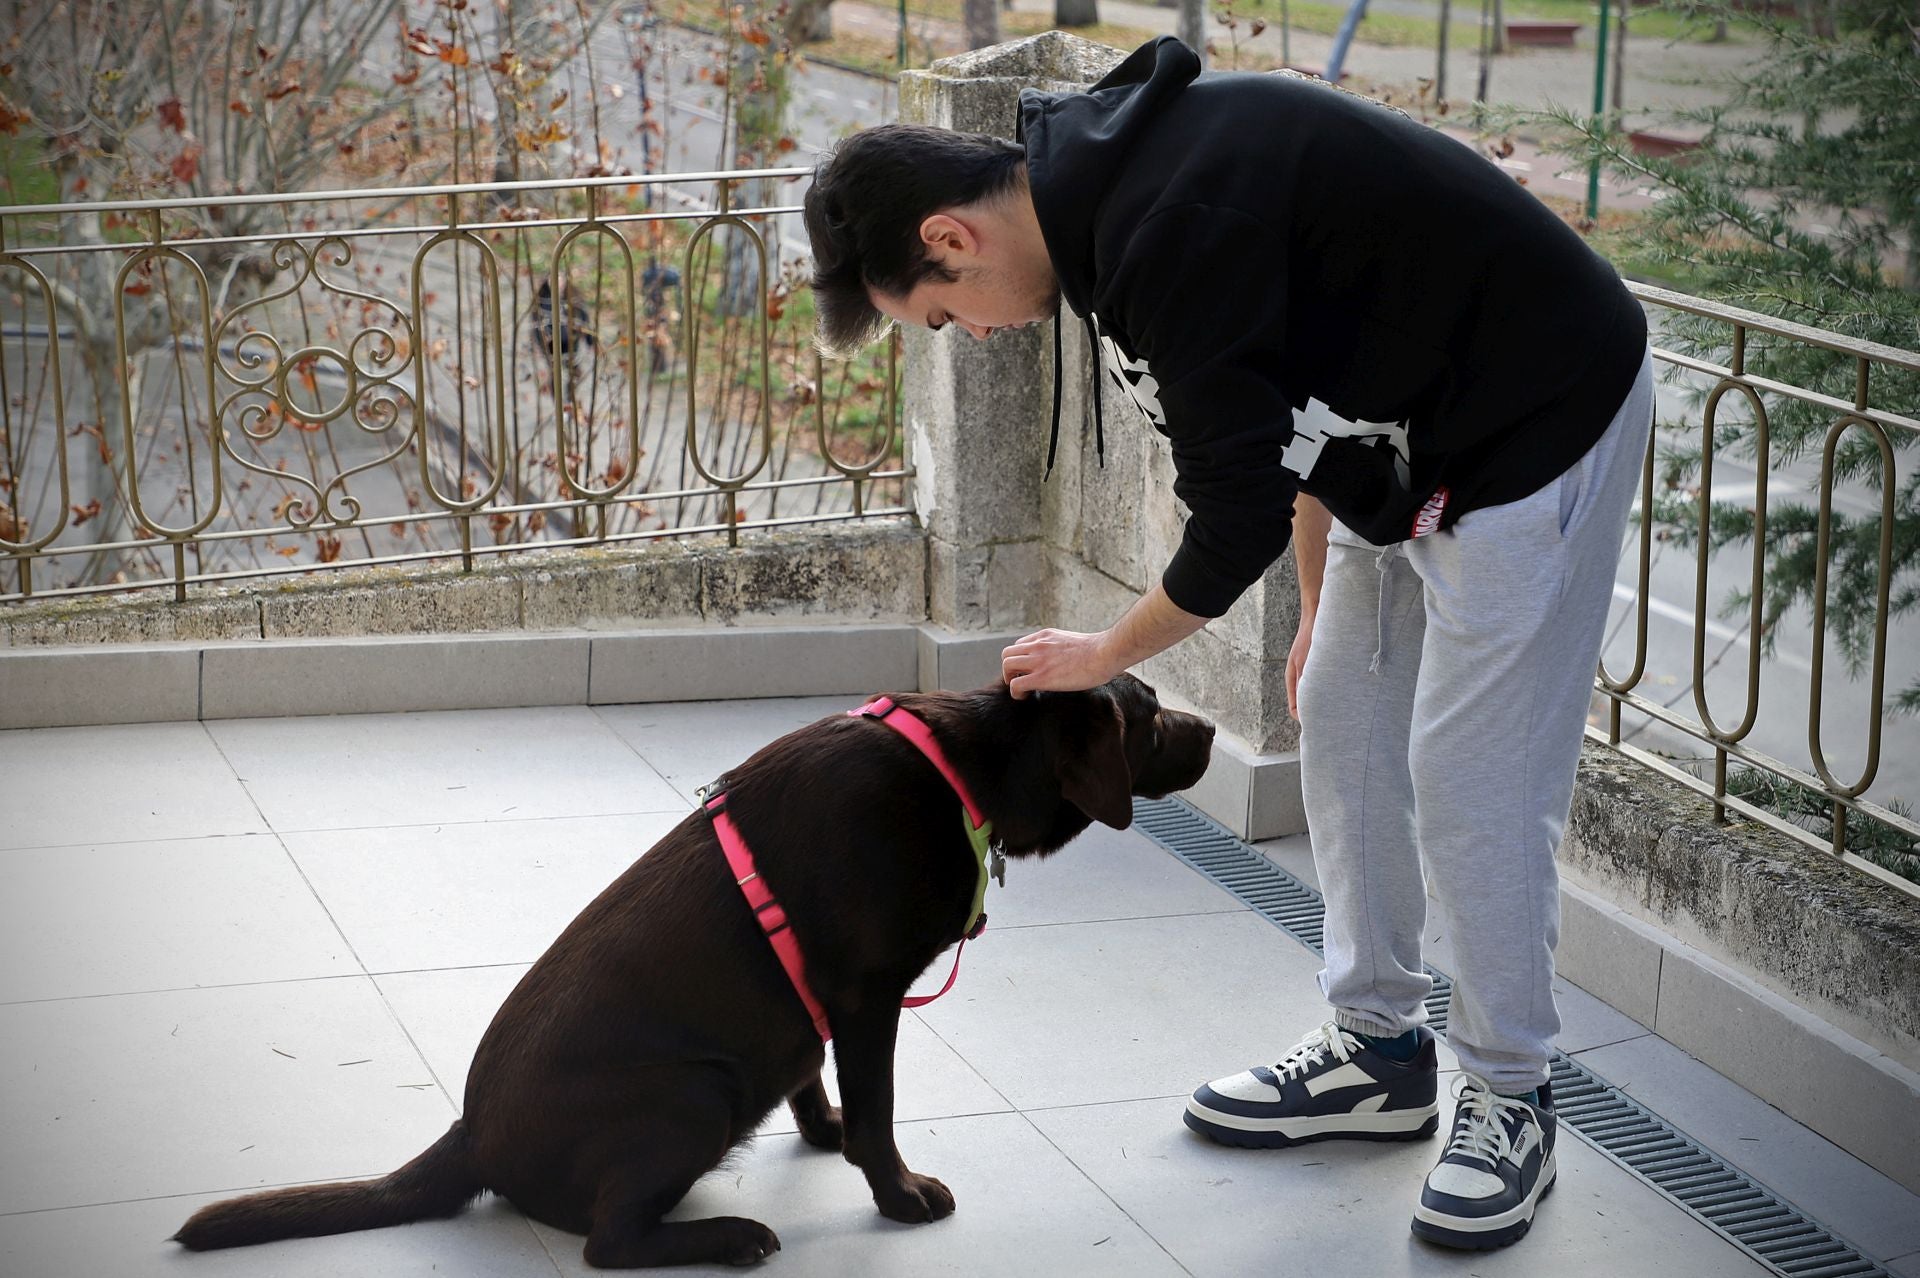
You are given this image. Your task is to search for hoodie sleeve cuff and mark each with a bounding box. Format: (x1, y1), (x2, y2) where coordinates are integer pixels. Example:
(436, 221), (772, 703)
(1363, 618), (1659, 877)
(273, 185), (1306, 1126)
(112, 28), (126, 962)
(1160, 546), (1246, 620)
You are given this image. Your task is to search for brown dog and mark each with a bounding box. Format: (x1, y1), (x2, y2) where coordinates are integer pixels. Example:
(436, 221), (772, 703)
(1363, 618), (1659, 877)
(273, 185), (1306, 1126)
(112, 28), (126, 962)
(172, 675), (1214, 1268)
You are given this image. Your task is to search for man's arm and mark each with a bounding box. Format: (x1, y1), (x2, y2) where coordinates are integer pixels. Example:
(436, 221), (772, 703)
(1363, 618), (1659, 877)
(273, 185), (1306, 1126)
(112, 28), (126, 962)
(1291, 492), (1331, 610)
(1286, 492), (1332, 720)
(1001, 583), (1209, 699)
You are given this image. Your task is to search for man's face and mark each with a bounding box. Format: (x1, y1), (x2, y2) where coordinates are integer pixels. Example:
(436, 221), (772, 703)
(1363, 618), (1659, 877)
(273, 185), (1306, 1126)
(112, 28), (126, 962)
(868, 213), (1060, 341)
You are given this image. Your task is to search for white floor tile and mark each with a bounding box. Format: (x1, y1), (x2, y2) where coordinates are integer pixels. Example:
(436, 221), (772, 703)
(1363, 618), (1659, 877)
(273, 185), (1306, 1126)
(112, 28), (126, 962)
(0, 722), (265, 850)
(208, 707), (685, 832)
(1029, 1094), (1772, 1277)
(911, 911), (1459, 1113)
(0, 979), (454, 1216)
(0, 1191), (559, 1278)
(531, 1111), (1188, 1277)
(286, 812), (689, 972)
(373, 964), (526, 1106)
(0, 835), (357, 1004)
(3, 699), (1890, 1278)
(983, 822), (1250, 930)
(593, 696), (852, 803)
(1554, 975), (1656, 1055)
(1574, 1033), (1920, 1264)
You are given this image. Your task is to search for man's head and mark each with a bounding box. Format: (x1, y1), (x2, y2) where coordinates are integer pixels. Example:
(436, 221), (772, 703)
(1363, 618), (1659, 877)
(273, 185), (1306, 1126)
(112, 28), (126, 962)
(804, 123), (1061, 356)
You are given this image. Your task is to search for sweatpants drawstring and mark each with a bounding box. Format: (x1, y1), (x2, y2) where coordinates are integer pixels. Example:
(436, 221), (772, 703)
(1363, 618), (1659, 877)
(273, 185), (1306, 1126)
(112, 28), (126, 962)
(1368, 544), (1400, 675)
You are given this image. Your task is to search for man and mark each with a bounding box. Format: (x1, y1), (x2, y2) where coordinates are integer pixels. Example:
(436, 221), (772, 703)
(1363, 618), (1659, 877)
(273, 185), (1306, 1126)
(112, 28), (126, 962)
(803, 36), (1652, 1251)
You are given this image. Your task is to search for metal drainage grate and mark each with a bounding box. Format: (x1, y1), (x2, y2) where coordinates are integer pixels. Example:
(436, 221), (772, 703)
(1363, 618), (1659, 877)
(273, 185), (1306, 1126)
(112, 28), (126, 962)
(1132, 796), (1892, 1278)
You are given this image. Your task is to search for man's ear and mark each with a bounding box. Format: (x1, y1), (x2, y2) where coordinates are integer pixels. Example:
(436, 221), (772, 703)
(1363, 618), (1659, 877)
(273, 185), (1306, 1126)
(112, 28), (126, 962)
(1051, 692), (1134, 830)
(919, 212), (978, 262)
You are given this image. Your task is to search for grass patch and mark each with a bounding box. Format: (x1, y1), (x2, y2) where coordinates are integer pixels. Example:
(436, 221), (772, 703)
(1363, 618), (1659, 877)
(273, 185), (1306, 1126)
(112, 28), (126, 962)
(1215, 0), (1752, 47)
(1, 134), (57, 207)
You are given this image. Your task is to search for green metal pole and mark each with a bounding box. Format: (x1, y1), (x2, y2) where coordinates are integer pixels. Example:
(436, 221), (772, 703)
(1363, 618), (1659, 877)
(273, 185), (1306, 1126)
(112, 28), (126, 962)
(1587, 0), (1611, 219)
(899, 0), (908, 67)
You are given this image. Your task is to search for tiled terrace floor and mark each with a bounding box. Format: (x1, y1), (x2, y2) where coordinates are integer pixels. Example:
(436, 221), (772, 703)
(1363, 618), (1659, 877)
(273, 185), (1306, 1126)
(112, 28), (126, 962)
(3, 697), (1917, 1277)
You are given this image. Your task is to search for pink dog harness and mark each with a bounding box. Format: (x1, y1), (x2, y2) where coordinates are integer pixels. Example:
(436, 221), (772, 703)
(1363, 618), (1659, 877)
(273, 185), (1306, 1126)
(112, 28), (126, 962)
(703, 696), (997, 1042)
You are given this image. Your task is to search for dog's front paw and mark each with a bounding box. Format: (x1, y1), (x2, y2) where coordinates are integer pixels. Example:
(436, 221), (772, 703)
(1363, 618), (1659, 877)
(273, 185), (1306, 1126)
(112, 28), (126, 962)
(874, 1172), (955, 1223)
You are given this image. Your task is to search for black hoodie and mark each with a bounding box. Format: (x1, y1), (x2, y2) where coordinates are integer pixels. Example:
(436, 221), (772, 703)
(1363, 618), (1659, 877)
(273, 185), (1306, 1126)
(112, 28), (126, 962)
(1017, 38), (1649, 620)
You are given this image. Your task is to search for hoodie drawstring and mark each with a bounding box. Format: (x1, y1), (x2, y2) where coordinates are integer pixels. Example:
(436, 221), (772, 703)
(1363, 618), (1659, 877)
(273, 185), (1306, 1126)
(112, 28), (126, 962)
(1044, 304), (1106, 482)
(1047, 304), (1064, 478)
(1084, 315), (1105, 469)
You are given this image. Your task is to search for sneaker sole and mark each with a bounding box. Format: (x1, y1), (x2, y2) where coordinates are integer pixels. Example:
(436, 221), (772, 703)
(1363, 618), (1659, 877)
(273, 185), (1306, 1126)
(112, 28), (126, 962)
(1410, 1152), (1558, 1251)
(1183, 1099), (1441, 1149)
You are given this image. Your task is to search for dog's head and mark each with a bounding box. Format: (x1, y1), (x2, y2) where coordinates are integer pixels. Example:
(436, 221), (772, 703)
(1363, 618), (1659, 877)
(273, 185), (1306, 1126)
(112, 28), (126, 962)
(1037, 673), (1215, 833)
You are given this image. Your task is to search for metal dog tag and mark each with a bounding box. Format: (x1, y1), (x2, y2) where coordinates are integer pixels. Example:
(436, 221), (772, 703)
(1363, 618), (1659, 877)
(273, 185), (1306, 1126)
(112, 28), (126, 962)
(990, 846), (1007, 889)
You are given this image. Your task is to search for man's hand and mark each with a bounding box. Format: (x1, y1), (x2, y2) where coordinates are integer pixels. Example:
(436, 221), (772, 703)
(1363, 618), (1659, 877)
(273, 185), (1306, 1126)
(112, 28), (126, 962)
(1286, 602), (1314, 722)
(1001, 585), (1211, 700)
(1001, 629), (1120, 699)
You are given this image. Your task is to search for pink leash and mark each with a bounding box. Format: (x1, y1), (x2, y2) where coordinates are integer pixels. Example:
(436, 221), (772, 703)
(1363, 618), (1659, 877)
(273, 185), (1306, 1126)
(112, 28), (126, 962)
(852, 697), (991, 1013)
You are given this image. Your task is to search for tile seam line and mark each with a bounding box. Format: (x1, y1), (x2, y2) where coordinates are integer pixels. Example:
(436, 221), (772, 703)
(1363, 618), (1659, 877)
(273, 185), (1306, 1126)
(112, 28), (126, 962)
(1013, 1107), (1200, 1278)
(587, 701), (689, 799)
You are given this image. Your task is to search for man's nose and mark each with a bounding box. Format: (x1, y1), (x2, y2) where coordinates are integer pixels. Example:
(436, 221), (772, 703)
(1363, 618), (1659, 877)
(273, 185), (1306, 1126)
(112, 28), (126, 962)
(959, 321), (993, 340)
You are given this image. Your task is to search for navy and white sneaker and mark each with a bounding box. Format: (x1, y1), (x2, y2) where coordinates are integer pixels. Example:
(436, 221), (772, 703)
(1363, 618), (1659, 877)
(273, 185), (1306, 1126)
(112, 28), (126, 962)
(1412, 1073), (1558, 1250)
(1184, 1022), (1440, 1148)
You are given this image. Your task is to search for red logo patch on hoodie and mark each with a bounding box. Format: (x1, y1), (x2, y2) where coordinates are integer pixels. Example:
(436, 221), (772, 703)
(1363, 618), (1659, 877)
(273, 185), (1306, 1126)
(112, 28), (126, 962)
(1411, 486), (1450, 538)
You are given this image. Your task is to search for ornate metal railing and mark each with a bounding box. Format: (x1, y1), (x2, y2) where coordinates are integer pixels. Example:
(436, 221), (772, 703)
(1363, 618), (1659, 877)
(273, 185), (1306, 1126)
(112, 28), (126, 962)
(2, 173), (1912, 891)
(0, 166), (907, 603)
(1604, 284), (1918, 892)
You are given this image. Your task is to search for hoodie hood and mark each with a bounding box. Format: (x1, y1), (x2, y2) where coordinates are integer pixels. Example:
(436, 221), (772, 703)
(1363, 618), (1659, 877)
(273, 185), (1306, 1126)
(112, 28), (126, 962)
(1018, 37), (1201, 319)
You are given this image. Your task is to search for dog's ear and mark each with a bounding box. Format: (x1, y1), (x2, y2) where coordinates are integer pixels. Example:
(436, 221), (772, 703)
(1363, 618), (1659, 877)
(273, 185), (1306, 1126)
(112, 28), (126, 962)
(1050, 691), (1134, 830)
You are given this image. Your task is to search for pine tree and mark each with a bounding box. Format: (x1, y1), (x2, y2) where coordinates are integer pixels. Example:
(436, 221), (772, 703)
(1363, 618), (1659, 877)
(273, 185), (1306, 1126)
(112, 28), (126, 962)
(1502, 0), (1919, 715)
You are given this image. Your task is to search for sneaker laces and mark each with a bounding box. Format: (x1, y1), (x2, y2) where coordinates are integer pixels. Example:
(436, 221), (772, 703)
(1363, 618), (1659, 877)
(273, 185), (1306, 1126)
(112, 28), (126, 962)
(1271, 1022), (1361, 1084)
(1443, 1074), (1535, 1166)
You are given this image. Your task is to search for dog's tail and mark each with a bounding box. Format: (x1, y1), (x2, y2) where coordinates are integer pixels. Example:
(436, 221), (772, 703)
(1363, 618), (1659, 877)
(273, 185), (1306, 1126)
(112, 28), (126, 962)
(170, 1121), (482, 1251)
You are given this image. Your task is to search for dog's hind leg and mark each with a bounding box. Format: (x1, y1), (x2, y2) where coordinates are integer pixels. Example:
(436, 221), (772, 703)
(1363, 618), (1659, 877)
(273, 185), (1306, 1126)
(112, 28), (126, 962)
(786, 1074), (844, 1151)
(579, 1090), (779, 1270)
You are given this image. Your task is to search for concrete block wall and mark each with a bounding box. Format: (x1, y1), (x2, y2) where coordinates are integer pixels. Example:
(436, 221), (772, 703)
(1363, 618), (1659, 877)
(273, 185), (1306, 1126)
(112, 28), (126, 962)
(1558, 741), (1920, 1194)
(0, 521), (926, 649)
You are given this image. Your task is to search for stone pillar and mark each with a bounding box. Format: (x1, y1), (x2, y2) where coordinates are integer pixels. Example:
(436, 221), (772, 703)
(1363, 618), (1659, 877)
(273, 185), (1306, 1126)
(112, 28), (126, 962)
(899, 34), (1127, 634)
(900, 33), (1304, 837)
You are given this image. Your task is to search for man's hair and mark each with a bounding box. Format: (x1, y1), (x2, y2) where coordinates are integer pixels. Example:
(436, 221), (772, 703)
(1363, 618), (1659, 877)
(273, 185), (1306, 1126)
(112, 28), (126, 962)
(804, 123), (1027, 356)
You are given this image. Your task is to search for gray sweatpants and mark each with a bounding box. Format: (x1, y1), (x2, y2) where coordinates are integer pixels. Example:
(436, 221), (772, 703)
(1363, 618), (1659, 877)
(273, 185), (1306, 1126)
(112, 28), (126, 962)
(1298, 349), (1655, 1095)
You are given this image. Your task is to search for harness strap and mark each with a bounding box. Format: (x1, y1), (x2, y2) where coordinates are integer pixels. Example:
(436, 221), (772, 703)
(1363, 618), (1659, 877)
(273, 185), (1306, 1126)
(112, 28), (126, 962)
(848, 697), (987, 827)
(850, 697), (995, 943)
(702, 696), (995, 1043)
(849, 695), (992, 1011)
(706, 792), (832, 1041)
